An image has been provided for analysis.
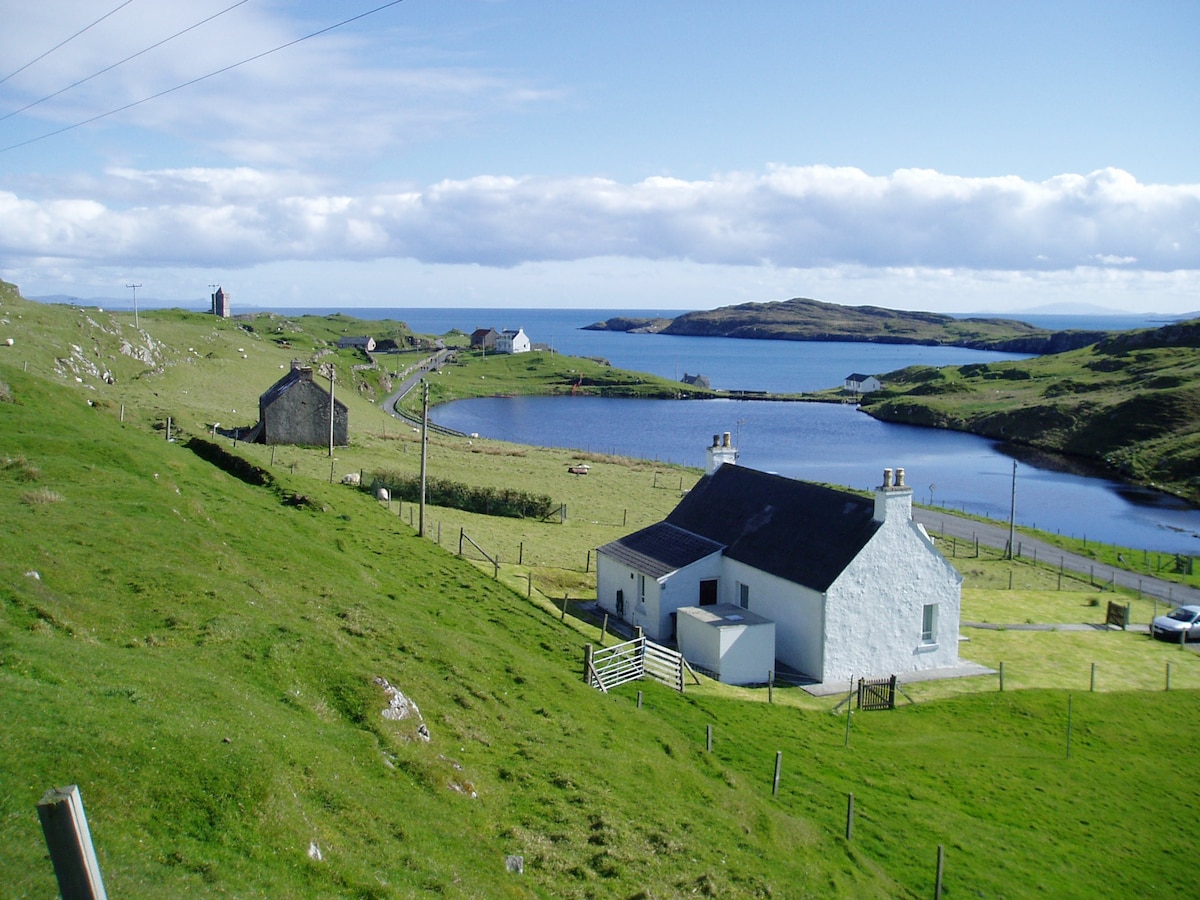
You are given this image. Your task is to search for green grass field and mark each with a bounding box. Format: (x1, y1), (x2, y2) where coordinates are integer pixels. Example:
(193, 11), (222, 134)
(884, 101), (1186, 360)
(4, 285), (1200, 897)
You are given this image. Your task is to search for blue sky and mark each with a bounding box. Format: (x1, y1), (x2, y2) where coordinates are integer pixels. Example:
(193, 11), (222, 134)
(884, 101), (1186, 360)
(1, 1), (1198, 314)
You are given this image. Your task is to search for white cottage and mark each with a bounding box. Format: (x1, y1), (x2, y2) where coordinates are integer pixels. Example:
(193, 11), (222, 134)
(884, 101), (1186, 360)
(494, 328), (531, 354)
(595, 463), (962, 685)
(844, 373), (882, 394)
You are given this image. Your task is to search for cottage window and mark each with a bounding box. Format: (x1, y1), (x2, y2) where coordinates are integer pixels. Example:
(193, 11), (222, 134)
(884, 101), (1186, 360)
(921, 603), (938, 644)
(738, 582), (750, 609)
(638, 574), (646, 605)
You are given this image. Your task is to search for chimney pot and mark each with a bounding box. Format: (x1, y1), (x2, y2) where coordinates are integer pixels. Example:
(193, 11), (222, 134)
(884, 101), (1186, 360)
(882, 467), (893, 487)
(712, 434), (720, 448)
(895, 467), (906, 487)
(723, 431), (731, 447)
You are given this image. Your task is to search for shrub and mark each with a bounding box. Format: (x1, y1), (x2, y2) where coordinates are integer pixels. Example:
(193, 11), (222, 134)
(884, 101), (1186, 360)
(369, 470), (556, 519)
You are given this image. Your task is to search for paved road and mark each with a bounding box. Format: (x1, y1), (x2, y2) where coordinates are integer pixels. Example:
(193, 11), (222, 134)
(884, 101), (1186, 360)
(380, 349), (452, 421)
(913, 507), (1200, 608)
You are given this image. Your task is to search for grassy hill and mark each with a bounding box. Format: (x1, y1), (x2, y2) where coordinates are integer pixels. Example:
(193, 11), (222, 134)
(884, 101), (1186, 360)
(4, 283), (1200, 896)
(858, 321), (1200, 505)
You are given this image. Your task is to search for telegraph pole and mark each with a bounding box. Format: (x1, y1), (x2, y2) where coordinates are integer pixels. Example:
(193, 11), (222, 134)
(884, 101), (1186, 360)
(419, 380), (429, 538)
(1006, 460), (1017, 560)
(328, 364), (335, 458)
(126, 283), (142, 329)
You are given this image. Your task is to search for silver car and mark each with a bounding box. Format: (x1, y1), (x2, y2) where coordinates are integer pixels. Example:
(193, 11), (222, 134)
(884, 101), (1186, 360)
(1151, 605), (1200, 642)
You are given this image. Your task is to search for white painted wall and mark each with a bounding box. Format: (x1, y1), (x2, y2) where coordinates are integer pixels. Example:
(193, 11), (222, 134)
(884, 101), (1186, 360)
(723, 557), (825, 680)
(676, 605), (776, 685)
(595, 550), (722, 641)
(822, 510), (961, 683)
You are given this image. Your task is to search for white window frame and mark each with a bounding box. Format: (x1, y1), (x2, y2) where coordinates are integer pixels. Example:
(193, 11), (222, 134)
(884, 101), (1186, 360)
(738, 582), (750, 609)
(921, 603), (938, 644)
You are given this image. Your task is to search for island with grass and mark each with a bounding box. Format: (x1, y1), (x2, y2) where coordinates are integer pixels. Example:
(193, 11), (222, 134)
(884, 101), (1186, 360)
(586, 295), (1109, 352)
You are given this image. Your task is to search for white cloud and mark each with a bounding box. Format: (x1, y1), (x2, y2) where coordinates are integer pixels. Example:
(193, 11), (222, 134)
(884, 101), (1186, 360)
(2, 165), (1197, 276)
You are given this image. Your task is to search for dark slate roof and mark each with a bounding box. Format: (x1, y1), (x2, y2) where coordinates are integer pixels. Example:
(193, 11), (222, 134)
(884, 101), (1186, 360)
(845, 372), (872, 382)
(597, 521), (724, 579)
(259, 367), (346, 412)
(665, 465), (880, 592)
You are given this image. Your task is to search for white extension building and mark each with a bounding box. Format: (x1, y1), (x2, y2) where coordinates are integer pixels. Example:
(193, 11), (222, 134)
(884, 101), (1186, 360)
(595, 453), (962, 686)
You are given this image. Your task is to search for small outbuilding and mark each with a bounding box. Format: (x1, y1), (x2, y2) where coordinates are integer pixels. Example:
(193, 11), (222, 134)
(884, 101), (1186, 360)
(676, 604), (775, 685)
(337, 336), (376, 352)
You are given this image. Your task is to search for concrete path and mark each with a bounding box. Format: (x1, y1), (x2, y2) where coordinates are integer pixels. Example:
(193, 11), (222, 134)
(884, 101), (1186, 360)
(380, 349), (452, 421)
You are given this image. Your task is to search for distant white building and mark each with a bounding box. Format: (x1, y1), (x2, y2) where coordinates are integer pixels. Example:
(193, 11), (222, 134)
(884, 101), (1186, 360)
(596, 459), (962, 686)
(845, 373), (881, 394)
(494, 328), (531, 354)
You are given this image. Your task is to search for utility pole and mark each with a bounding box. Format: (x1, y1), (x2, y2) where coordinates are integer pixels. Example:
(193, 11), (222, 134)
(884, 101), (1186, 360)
(328, 364), (335, 458)
(419, 380), (429, 538)
(1006, 460), (1017, 559)
(126, 283), (142, 329)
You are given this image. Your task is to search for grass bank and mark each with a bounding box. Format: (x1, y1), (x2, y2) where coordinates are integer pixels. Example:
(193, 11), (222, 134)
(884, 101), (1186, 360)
(4, 285), (1200, 896)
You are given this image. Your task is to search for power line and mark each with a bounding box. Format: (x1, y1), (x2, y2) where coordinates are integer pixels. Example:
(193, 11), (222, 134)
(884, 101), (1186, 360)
(0, 0), (138, 86)
(0, 0), (408, 154)
(1, 0), (253, 124)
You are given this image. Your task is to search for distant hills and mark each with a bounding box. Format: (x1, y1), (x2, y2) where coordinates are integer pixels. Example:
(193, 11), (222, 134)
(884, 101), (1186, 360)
(586, 296), (1110, 353)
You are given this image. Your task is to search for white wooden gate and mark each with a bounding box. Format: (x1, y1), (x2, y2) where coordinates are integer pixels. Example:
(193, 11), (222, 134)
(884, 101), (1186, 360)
(585, 637), (693, 693)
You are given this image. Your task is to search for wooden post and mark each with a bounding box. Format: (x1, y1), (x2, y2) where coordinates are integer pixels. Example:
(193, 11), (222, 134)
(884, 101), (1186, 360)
(1166, 662), (1171, 691)
(561, 594), (568, 621)
(999, 661), (1005, 692)
(600, 614), (609, 646)
(768, 670), (774, 703)
(623, 509), (627, 527)
(519, 541), (524, 566)
(706, 724), (713, 753)
(459, 527), (464, 556)
(270, 445), (276, 465)
(586, 549), (591, 573)
(1090, 663), (1096, 692)
(637, 690), (643, 709)
(37, 785), (107, 900)
(166, 416), (172, 441)
(1008, 569), (1013, 590)
(935, 844), (945, 900)
(845, 792), (854, 841)
(329, 459), (335, 483)
(583, 644), (593, 684)
(527, 572), (532, 598)
(772, 751), (782, 797)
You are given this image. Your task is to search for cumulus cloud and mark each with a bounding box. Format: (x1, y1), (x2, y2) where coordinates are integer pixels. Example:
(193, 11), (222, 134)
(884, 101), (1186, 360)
(1, 165), (1197, 275)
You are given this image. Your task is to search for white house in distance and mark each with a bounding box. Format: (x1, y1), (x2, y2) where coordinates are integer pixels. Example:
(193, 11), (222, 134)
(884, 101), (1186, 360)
(595, 442), (962, 686)
(844, 372), (882, 394)
(494, 328), (531, 354)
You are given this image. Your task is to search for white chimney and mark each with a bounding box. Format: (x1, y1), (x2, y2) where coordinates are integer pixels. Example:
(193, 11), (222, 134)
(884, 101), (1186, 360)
(874, 464), (913, 523)
(705, 431), (738, 475)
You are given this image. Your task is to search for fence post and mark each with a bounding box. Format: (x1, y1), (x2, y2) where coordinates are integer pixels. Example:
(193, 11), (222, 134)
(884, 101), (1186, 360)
(527, 572), (532, 598)
(561, 594), (568, 622)
(768, 670), (774, 704)
(37, 785), (107, 900)
(519, 541), (524, 566)
(999, 661), (1005, 692)
(583, 645), (593, 684)
(600, 614), (608, 647)
(1166, 662), (1171, 691)
(846, 792), (854, 841)
(772, 751), (782, 797)
(1066, 695), (1073, 760)
(935, 844), (945, 900)
(586, 549), (591, 573)
(1090, 663), (1096, 692)
(459, 527), (464, 556)
(706, 724), (713, 753)
(637, 690), (643, 709)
